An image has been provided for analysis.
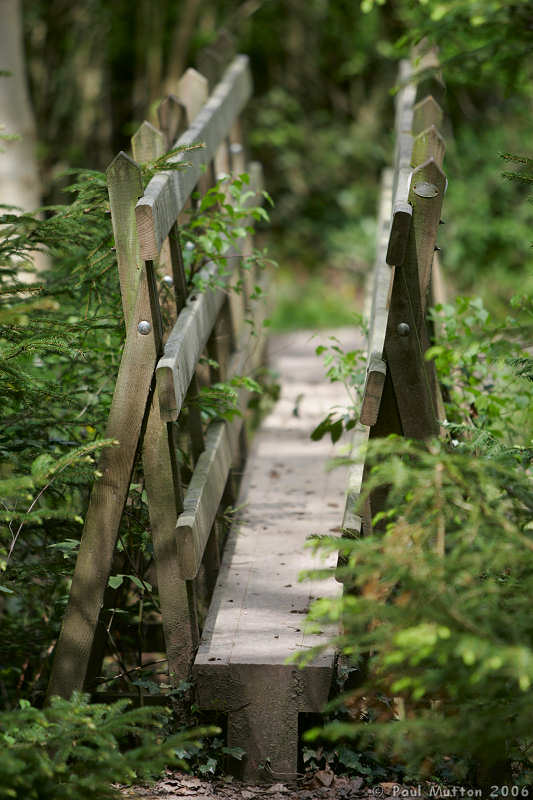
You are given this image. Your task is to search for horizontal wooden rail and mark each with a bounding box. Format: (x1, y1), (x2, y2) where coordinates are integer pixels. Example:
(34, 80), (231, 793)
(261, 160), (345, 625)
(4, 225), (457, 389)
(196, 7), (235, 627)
(360, 168), (393, 427)
(156, 260), (227, 422)
(136, 55), (252, 260)
(176, 286), (267, 580)
(386, 60), (416, 268)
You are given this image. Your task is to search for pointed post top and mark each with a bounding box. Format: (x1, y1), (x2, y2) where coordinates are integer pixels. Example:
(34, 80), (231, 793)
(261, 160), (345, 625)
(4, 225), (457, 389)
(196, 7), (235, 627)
(412, 95), (444, 135)
(412, 124), (446, 169)
(157, 94), (187, 148)
(131, 121), (165, 164)
(106, 149), (142, 180)
(178, 68), (209, 125)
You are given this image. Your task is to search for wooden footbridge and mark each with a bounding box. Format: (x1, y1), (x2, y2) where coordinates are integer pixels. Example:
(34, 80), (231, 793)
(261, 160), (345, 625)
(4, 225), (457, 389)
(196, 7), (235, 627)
(47, 51), (448, 780)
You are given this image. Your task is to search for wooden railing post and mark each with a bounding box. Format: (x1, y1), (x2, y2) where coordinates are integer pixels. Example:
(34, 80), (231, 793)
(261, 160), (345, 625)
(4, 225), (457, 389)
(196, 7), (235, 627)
(47, 153), (159, 701)
(131, 121), (199, 685)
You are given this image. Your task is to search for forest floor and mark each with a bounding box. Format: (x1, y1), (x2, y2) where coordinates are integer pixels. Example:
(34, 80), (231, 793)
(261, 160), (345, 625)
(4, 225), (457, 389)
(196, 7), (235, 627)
(120, 769), (401, 800)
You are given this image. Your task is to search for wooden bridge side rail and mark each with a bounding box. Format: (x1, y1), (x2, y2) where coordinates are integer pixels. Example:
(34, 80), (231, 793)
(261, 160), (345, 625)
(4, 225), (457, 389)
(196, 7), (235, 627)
(176, 275), (268, 580)
(136, 55), (252, 262)
(132, 121), (200, 686)
(359, 54), (447, 436)
(47, 58), (260, 701)
(386, 59), (416, 268)
(336, 169), (393, 583)
(361, 60), (417, 427)
(338, 55), (448, 561)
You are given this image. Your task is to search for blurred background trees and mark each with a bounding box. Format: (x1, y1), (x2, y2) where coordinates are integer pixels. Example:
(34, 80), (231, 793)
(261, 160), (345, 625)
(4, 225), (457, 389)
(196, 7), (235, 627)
(8, 0), (532, 318)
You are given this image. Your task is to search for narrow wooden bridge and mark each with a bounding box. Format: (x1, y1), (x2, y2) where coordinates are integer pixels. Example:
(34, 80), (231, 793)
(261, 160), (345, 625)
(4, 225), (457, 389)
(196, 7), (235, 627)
(46, 51), (448, 781)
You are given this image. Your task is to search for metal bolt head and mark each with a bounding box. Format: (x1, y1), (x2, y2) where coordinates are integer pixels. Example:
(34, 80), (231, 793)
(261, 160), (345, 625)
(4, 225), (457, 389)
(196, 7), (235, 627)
(413, 181), (439, 198)
(138, 320), (152, 335)
(230, 142), (243, 155)
(162, 275), (174, 286)
(397, 322), (410, 337)
(185, 241), (194, 251)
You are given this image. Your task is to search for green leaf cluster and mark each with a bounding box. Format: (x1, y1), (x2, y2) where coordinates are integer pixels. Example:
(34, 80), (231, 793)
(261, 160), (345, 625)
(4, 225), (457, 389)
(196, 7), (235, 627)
(306, 290), (533, 784)
(0, 693), (214, 799)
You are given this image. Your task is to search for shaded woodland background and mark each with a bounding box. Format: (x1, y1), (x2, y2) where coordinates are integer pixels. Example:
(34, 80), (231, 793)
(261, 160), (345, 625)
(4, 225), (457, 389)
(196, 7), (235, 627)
(10, 0), (533, 319)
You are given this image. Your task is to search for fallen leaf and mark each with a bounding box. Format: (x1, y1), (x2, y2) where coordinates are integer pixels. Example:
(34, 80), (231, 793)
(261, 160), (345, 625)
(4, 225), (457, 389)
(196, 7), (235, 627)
(315, 768), (334, 787)
(380, 783), (401, 795)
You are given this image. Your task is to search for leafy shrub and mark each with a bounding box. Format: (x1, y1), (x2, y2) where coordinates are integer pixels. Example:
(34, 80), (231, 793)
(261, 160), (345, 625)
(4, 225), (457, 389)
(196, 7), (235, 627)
(305, 293), (533, 785)
(311, 436), (533, 784)
(0, 693), (213, 799)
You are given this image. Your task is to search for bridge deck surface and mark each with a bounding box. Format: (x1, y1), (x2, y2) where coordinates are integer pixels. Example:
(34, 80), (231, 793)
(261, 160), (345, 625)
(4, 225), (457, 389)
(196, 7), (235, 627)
(193, 328), (363, 780)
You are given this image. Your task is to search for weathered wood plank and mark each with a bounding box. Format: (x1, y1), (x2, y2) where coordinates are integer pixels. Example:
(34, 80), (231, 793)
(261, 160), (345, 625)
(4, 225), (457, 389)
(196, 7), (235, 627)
(136, 56), (252, 260)
(412, 124), (445, 169)
(360, 169), (393, 426)
(178, 68), (209, 123)
(412, 96), (443, 136)
(193, 327), (348, 781)
(156, 261), (226, 422)
(157, 94), (186, 149)
(384, 158), (446, 440)
(106, 153), (144, 326)
(177, 420), (233, 580)
(410, 158), (447, 305)
(175, 305), (264, 580)
(387, 61), (416, 267)
(142, 402), (197, 680)
(360, 354), (387, 427)
(177, 67), (210, 198)
(412, 46), (446, 105)
(131, 121), (165, 164)
(47, 273), (158, 700)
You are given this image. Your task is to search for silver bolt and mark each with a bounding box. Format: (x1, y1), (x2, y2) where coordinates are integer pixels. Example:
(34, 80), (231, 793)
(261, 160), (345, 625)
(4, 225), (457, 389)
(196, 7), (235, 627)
(185, 241), (194, 251)
(230, 142), (243, 155)
(138, 320), (152, 335)
(413, 181), (439, 198)
(397, 322), (410, 337)
(162, 275), (173, 286)
(216, 171), (229, 181)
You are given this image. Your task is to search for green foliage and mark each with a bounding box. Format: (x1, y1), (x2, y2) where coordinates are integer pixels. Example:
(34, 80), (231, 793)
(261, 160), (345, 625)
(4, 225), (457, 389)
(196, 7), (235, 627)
(390, 1), (533, 92)
(0, 693), (215, 799)
(0, 156), (272, 707)
(427, 294), (533, 446)
(310, 334), (367, 443)
(180, 173), (275, 298)
(269, 269), (363, 332)
(304, 288), (533, 784)
(306, 434), (533, 783)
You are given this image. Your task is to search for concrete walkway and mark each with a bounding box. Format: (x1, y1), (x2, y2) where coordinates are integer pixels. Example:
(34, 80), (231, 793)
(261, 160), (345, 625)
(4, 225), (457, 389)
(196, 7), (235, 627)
(194, 328), (363, 781)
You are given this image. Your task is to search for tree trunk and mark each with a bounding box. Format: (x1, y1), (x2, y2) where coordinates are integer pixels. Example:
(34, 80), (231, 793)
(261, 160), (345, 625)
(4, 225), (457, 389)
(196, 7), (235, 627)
(0, 0), (46, 274)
